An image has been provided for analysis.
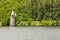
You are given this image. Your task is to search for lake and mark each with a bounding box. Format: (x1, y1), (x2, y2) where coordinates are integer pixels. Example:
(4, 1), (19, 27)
(0, 27), (60, 40)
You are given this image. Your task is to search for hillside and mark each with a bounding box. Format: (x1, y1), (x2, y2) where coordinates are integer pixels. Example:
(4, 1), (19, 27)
(0, 0), (60, 26)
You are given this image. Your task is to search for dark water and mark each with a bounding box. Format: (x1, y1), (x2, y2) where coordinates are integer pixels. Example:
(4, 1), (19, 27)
(0, 27), (60, 40)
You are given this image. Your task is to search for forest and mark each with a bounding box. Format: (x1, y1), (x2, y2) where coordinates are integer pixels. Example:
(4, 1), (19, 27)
(0, 0), (60, 26)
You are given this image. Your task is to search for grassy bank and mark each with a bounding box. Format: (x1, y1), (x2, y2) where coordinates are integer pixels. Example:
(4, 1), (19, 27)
(16, 20), (60, 26)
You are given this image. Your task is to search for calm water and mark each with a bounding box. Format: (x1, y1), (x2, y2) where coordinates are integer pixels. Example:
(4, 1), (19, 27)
(0, 27), (60, 40)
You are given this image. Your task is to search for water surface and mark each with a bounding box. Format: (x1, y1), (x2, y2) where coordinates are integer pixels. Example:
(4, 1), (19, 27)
(0, 27), (60, 40)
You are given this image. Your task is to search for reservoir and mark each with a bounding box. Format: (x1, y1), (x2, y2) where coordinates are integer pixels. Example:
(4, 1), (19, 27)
(0, 27), (60, 40)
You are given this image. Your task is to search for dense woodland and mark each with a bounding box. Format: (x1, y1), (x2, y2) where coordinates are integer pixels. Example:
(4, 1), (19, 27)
(0, 0), (60, 26)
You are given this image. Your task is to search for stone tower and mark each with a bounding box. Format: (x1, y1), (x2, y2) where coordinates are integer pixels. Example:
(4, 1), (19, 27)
(10, 10), (16, 26)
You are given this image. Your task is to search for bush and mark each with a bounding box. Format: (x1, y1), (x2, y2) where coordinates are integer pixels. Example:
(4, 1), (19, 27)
(0, 22), (2, 26)
(41, 20), (56, 26)
(30, 21), (41, 26)
(1, 18), (9, 26)
(28, 18), (34, 26)
(16, 20), (58, 26)
(58, 21), (60, 26)
(17, 21), (28, 26)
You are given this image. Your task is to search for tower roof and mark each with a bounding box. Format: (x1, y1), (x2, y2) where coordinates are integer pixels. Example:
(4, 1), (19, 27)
(11, 10), (15, 15)
(15, 13), (16, 17)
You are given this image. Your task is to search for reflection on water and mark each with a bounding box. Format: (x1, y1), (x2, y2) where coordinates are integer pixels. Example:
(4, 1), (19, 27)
(0, 27), (60, 40)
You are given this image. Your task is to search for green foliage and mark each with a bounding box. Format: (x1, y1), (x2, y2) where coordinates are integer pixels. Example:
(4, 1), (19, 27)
(41, 20), (56, 26)
(0, 22), (2, 26)
(0, 0), (60, 26)
(30, 21), (41, 26)
(16, 20), (57, 26)
(17, 21), (28, 26)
